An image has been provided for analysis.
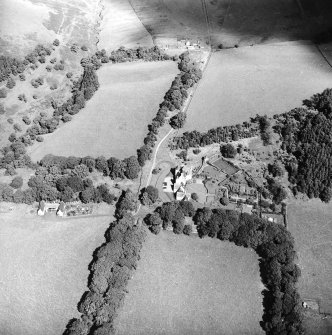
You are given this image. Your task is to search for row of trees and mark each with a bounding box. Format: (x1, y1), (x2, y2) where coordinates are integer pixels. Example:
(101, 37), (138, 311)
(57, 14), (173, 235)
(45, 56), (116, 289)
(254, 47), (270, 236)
(108, 46), (172, 63)
(144, 200), (195, 235)
(137, 52), (202, 167)
(36, 154), (141, 180)
(63, 190), (145, 335)
(275, 89), (332, 202)
(0, 161), (116, 204)
(171, 122), (259, 150)
(141, 202), (303, 334)
(193, 207), (303, 334)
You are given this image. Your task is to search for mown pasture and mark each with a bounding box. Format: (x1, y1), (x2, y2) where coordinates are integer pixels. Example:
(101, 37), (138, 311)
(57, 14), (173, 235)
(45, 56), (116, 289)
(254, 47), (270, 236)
(183, 42), (332, 132)
(115, 231), (264, 335)
(0, 204), (112, 335)
(29, 61), (178, 161)
(288, 199), (332, 315)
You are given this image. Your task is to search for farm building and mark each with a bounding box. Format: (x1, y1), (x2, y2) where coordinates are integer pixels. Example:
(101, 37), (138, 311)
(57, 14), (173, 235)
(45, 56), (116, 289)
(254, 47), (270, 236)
(37, 201), (59, 215)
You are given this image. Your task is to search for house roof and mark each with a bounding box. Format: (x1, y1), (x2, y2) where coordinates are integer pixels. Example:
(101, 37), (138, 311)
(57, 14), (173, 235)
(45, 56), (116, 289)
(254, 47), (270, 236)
(58, 201), (65, 211)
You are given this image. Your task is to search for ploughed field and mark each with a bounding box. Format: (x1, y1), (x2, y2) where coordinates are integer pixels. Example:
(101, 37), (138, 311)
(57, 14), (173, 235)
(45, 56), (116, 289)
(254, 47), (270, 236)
(29, 61), (178, 161)
(115, 231), (264, 335)
(0, 204), (112, 335)
(130, 0), (332, 48)
(183, 42), (332, 132)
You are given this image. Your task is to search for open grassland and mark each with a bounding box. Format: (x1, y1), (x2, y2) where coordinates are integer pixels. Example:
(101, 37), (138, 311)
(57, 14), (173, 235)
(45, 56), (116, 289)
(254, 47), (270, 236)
(98, 0), (153, 52)
(0, 204), (112, 335)
(0, 0), (100, 57)
(115, 231), (264, 335)
(183, 42), (332, 132)
(288, 199), (332, 316)
(29, 61), (178, 161)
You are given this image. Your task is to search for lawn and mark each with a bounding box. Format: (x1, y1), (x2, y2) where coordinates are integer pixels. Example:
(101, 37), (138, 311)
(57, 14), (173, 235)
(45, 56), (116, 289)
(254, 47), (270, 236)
(183, 42), (332, 132)
(29, 61), (178, 161)
(0, 203), (113, 335)
(288, 199), (332, 315)
(114, 231), (264, 335)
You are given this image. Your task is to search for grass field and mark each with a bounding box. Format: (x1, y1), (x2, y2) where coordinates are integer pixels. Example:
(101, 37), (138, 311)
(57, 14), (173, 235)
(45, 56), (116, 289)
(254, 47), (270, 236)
(288, 199), (332, 316)
(183, 42), (332, 132)
(0, 203), (112, 335)
(29, 61), (178, 161)
(115, 231), (264, 335)
(0, 0), (100, 57)
(98, 0), (153, 52)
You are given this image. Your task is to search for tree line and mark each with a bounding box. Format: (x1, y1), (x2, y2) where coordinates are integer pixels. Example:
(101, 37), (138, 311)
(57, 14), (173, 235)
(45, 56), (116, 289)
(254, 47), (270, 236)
(144, 201), (303, 335)
(171, 122), (259, 150)
(274, 88), (332, 202)
(63, 189), (146, 335)
(137, 51), (202, 166)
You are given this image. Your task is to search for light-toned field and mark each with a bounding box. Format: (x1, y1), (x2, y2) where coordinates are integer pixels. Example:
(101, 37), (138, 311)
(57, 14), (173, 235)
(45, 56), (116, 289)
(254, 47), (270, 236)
(288, 199), (332, 316)
(183, 42), (332, 132)
(98, 0), (153, 52)
(0, 0), (100, 57)
(29, 61), (178, 161)
(115, 231), (264, 335)
(0, 203), (113, 335)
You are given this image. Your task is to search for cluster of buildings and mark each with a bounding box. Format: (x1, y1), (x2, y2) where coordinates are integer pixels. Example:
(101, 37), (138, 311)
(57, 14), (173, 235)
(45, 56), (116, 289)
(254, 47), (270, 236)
(157, 37), (204, 50)
(37, 201), (93, 217)
(163, 165), (193, 201)
(37, 200), (65, 217)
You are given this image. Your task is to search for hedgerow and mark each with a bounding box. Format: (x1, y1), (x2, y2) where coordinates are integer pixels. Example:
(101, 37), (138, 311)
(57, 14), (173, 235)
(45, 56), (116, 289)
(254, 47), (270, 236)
(63, 190), (146, 335)
(143, 202), (303, 335)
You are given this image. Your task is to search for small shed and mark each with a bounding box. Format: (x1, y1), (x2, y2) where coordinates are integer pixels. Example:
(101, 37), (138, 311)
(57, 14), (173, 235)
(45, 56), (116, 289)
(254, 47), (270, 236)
(37, 200), (46, 216)
(57, 201), (65, 217)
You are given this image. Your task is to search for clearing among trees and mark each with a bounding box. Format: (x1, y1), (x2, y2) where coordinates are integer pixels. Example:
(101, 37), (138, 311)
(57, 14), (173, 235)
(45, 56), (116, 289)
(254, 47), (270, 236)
(0, 204), (112, 335)
(183, 42), (332, 132)
(115, 231), (264, 335)
(29, 61), (178, 161)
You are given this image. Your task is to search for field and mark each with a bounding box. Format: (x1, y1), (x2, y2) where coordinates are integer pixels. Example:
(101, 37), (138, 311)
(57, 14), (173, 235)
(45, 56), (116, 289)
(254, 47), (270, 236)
(29, 61), (178, 161)
(183, 42), (332, 132)
(0, 203), (113, 335)
(130, 0), (332, 48)
(288, 199), (332, 315)
(98, 0), (153, 52)
(115, 231), (264, 335)
(0, 0), (100, 57)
